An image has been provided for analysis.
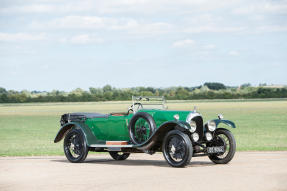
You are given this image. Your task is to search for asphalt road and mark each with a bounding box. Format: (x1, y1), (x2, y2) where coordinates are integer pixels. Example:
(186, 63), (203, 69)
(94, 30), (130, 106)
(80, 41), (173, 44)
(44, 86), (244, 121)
(0, 152), (287, 191)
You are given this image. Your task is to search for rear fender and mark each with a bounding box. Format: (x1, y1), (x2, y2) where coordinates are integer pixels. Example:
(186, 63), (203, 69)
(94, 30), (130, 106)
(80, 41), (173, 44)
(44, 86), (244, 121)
(54, 122), (95, 146)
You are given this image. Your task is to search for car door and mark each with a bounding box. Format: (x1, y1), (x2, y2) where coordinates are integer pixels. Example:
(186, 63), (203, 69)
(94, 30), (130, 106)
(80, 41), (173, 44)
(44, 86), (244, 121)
(88, 115), (131, 141)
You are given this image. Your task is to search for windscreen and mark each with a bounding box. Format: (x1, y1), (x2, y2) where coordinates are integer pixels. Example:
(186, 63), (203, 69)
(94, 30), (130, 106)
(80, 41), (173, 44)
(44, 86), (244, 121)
(132, 96), (167, 110)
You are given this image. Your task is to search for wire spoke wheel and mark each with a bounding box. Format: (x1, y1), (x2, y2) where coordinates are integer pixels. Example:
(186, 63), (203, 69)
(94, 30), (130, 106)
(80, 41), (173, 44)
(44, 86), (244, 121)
(129, 112), (156, 145)
(64, 129), (88, 163)
(67, 134), (82, 158)
(162, 130), (192, 167)
(134, 117), (151, 143)
(208, 129), (236, 164)
(216, 134), (230, 159)
(167, 136), (186, 162)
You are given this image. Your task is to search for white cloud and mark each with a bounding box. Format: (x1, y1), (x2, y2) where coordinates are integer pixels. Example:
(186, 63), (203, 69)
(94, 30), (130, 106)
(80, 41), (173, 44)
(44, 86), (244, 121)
(125, 22), (172, 35)
(233, 1), (287, 15)
(202, 44), (216, 49)
(0, 0), (241, 15)
(31, 16), (173, 36)
(172, 39), (195, 47)
(59, 34), (104, 44)
(2, 0), (286, 18)
(228, 50), (240, 56)
(184, 25), (247, 33)
(0, 33), (47, 41)
(185, 14), (223, 24)
(256, 25), (287, 33)
(44, 16), (111, 29)
(0, 2), (93, 14)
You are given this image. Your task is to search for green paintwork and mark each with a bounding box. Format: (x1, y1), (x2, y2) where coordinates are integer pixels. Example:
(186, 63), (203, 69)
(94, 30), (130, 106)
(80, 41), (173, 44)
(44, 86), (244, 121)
(85, 114), (133, 143)
(140, 109), (190, 127)
(82, 109), (191, 145)
(55, 108), (236, 146)
(60, 122), (97, 146)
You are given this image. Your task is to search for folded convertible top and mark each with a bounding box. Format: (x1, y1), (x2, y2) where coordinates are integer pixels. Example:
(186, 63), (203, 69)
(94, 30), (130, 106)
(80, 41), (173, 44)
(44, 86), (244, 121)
(69, 112), (109, 118)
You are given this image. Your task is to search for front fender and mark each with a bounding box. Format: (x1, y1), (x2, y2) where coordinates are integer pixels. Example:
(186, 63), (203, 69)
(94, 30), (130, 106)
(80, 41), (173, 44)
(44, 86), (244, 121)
(54, 122), (96, 146)
(213, 119), (236, 128)
(136, 120), (190, 151)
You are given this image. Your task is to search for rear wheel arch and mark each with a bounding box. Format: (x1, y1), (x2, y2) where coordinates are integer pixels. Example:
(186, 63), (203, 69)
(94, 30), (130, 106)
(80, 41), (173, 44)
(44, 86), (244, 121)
(54, 122), (93, 146)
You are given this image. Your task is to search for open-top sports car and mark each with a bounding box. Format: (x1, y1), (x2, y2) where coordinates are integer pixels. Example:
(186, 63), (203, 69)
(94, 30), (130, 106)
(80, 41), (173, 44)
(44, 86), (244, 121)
(54, 96), (236, 167)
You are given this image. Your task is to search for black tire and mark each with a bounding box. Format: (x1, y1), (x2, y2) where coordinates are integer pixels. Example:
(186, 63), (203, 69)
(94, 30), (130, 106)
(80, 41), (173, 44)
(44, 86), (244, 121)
(129, 112), (156, 144)
(162, 130), (193, 168)
(208, 128), (236, 164)
(64, 129), (88, 163)
(109, 152), (130, 160)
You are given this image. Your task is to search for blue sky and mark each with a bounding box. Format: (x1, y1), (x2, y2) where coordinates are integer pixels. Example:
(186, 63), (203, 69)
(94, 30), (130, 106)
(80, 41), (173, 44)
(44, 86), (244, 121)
(0, 0), (287, 91)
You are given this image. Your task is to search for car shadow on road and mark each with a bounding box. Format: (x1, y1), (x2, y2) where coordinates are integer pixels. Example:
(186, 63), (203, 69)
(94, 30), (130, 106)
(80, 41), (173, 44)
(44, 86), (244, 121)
(51, 158), (214, 168)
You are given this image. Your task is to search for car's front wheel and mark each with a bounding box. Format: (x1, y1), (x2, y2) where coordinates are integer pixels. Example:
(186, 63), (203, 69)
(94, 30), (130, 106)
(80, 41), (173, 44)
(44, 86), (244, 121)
(64, 129), (88, 163)
(109, 152), (130, 160)
(208, 128), (236, 164)
(162, 130), (193, 167)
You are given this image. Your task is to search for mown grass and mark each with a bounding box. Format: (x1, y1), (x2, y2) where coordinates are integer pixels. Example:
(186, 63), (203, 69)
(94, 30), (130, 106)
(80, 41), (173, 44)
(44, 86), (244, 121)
(0, 99), (286, 156)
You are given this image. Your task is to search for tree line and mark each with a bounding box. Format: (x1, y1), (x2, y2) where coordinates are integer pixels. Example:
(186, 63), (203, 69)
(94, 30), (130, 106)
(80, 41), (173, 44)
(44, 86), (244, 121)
(0, 82), (287, 103)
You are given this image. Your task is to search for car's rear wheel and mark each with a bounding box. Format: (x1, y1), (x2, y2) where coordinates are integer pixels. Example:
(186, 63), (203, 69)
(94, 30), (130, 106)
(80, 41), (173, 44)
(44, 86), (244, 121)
(109, 151), (130, 160)
(208, 128), (236, 164)
(64, 129), (88, 163)
(129, 112), (156, 144)
(162, 130), (193, 167)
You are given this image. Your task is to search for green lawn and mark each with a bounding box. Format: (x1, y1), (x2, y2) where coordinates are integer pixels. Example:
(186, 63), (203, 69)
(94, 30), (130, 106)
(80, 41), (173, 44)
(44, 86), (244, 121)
(0, 99), (287, 156)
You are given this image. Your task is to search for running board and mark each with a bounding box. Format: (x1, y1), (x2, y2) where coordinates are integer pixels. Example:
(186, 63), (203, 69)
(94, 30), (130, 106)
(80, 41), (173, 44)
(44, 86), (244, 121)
(89, 144), (136, 151)
(90, 144), (135, 148)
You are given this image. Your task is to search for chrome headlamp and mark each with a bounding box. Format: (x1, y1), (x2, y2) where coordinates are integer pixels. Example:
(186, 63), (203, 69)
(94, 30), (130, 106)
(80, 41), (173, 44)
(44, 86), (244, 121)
(207, 121), (216, 132)
(189, 120), (197, 133)
(205, 132), (213, 141)
(192, 133), (199, 142)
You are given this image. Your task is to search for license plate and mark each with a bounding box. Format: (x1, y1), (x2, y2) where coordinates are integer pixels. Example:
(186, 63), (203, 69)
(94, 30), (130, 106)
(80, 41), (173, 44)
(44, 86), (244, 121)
(207, 146), (224, 154)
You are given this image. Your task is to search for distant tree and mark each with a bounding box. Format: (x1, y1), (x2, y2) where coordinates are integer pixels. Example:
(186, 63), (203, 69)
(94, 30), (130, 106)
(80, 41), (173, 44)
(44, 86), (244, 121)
(103, 85), (112, 92)
(259, 83), (267, 87)
(89, 87), (98, 94)
(241, 83), (251, 88)
(0, 87), (7, 94)
(204, 82), (226, 90)
(175, 87), (190, 99)
(145, 87), (156, 93)
(0, 88), (8, 103)
(31, 90), (44, 94)
(0, 84), (286, 103)
(71, 88), (85, 96)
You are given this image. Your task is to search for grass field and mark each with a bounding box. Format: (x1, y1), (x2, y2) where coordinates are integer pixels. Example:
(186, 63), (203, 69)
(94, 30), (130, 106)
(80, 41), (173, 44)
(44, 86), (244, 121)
(0, 99), (287, 156)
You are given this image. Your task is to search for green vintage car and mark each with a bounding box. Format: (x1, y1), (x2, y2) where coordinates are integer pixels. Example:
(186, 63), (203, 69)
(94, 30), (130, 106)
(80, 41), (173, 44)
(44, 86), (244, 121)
(54, 96), (236, 167)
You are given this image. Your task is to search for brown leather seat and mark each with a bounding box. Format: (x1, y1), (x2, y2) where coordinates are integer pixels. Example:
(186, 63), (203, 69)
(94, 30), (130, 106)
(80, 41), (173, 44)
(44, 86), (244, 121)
(110, 112), (129, 116)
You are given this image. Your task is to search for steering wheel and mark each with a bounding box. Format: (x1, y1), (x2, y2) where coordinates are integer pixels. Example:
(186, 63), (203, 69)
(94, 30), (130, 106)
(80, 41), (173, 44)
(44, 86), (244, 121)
(128, 102), (143, 113)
